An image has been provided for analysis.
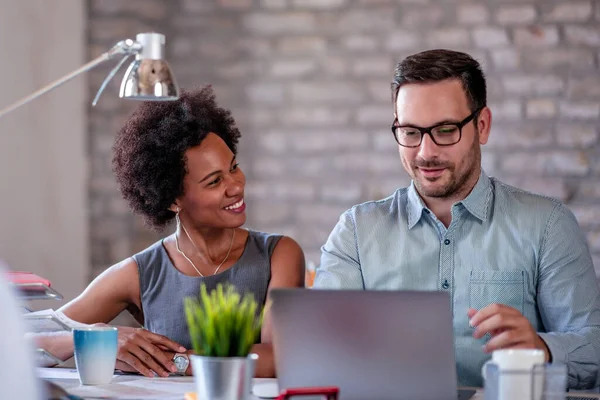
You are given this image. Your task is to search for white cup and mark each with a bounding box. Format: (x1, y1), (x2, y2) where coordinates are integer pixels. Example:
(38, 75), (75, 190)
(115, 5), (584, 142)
(73, 327), (118, 385)
(482, 349), (545, 400)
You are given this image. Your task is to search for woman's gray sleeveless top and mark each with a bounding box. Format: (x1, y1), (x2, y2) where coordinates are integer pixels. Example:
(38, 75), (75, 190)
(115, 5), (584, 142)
(133, 230), (281, 349)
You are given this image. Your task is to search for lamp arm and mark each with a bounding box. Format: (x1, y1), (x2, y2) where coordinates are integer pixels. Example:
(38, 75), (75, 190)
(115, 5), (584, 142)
(0, 39), (142, 118)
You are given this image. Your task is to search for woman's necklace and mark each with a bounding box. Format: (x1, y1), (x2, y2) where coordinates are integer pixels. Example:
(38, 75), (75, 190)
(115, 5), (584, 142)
(175, 214), (235, 277)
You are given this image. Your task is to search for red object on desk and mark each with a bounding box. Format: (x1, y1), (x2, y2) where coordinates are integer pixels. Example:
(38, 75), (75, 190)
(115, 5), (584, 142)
(3, 271), (52, 287)
(276, 387), (339, 400)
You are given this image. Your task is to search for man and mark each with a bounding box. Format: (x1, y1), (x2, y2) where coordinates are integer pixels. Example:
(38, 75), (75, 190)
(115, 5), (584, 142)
(313, 49), (600, 390)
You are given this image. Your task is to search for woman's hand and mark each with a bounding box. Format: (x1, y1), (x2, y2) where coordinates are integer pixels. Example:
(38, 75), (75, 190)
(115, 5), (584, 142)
(97, 325), (186, 377)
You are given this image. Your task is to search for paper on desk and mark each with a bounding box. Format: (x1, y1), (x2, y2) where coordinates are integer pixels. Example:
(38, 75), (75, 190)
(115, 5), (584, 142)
(38, 368), (264, 400)
(24, 309), (92, 332)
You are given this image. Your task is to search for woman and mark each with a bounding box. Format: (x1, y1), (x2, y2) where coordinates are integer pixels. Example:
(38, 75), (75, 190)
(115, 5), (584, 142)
(34, 86), (305, 378)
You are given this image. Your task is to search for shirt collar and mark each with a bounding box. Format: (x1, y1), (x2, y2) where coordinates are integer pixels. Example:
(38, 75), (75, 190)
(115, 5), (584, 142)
(405, 170), (492, 229)
(459, 170), (492, 222)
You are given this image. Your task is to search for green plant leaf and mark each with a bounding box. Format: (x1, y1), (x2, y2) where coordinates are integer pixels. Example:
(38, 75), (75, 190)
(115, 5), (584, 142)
(184, 283), (263, 357)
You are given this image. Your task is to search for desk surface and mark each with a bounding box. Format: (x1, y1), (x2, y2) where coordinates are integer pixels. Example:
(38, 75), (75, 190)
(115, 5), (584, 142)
(39, 368), (600, 400)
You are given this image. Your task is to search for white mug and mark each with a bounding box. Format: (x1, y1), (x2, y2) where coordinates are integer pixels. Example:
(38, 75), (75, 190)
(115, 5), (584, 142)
(73, 327), (118, 385)
(482, 349), (545, 400)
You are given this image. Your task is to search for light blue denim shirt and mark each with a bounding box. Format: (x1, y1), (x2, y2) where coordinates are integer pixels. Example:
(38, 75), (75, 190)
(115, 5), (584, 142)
(314, 171), (600, 390)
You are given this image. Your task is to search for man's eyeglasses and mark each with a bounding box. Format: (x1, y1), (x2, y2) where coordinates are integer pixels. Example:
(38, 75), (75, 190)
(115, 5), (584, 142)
(391, 107), (483, 148)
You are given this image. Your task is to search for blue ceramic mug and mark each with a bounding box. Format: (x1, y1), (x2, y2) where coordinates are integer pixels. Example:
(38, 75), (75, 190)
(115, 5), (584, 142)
(73, 327), (118, 385)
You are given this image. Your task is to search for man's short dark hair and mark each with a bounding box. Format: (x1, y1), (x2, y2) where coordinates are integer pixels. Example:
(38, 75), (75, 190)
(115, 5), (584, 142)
(112, 85), (241, 230)
(391, 49), (487, 112)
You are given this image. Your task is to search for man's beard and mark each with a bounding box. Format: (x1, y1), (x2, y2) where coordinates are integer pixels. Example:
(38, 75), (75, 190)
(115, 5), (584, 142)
(411, 135), (480, 199)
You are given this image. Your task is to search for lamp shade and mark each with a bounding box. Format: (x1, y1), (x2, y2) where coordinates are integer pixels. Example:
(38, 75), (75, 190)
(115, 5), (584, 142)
(119, 59), (179, 101)
(119, 33), (179, 101)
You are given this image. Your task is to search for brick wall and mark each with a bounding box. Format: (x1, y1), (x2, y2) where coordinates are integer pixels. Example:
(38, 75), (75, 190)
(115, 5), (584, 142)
(88, 0), (600, 278)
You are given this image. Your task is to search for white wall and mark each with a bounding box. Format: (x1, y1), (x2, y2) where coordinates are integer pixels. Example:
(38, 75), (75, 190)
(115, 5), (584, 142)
(0, 1), (88, 307)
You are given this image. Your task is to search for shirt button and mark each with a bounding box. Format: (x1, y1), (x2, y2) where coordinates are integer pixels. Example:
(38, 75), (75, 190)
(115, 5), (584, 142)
(442, 280), (450, 289)
(444, 239), (451, 245)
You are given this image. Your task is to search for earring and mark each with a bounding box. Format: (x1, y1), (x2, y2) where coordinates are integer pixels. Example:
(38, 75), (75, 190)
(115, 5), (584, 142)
(175, 207), (181, 228)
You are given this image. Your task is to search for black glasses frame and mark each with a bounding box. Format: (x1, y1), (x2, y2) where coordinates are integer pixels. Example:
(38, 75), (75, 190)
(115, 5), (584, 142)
(391, 107), (483, 148)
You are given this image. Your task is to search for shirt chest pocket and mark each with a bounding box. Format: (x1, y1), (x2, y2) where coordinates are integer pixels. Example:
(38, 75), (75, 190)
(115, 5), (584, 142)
(469, 270), (525, 314)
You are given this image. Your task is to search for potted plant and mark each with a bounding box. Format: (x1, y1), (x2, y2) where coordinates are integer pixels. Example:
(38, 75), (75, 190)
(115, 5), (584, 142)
(184, 283), (263, 400)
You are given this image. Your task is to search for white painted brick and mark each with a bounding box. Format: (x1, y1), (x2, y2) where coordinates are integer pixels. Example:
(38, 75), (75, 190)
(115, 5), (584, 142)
(557, 124), (599, 147)
(279, 107), (352, 126)
(401, 6), (444, 27)
(243, 12), (316, 35)
(457, 4), (490, 25)
(93, 0), (169, 19)
(171, 37), (194, 58)
(513, 26), (559, 47)
(571, 205), (600, 228)
(366, 154), (405, 174)
(427, 28), (471, 48)
(331, 152), (379, 173)
(320, 183), (363, 203)
(384, 30), (421, 51)
(503, 75), (565, 95)
(249, 203), (291, 225)
(247, 180), (316, 201)
(217, 0), (253, 10)
(287, 156), (331, 178)
(487, 123), (553, 149)
(357, 106), (393, 125)
(258, 131), (287, 153)
(472, 27), (510, 48)
(489, 100), (523, 120)
(496, 5), (537, 25)
(333, 9), (396, 32)
(368, 81), (395, 103)
(215, 62), (260, 80)
(288, 130), (370, 152)
(277, 36), (327, 55)
(291, 82), (365, 103)
(296, 225), (340, 253)
(292, 0), (346, 9)
(568, 76), (600, 99)
(526, 99), (557, 119)
(373, 130), (398, 152)
(577, 181), (600, 200)
(245, 83), (285, 104)
(559, 101), (600, 119)
(352, 58), (392, 77)
(500, 176), (568, 201)
(501, 151), (590, 176)
(342, 35), (379, 52)
(319, 56), (350, 76)
(198, 40), (237, 61)
(490, 49), (521, 70)
(565, 25), (600, 47)
(269, 60), (317, 78)
(236, 38), (273, 57)
(481, 152), (497, 177)
(254, 157), (288, 178)
(294, 204), (351, 224)
(234, 109), (274, 126)
(522, 49), (595, 70)
(542, 2), (593, 22)
(587, 229), (600, 253)
(366, 176), (412, 200)
(260, 0), (287, 9)
(90, 176), (119, 192)
(181, 0), (216, 13)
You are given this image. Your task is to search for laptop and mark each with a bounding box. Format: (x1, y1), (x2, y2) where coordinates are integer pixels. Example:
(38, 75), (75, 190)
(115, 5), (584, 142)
(270, 289), (476, 400)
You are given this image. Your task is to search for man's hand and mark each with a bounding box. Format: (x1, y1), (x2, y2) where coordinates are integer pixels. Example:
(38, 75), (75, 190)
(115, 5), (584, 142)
(94, 325), (186, 377)
(468, 304), (550, 361)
